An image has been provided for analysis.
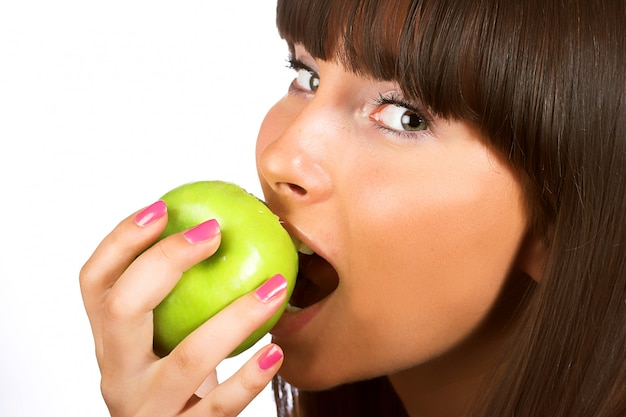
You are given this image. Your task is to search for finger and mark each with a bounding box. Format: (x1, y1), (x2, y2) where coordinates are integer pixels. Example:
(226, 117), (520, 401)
(189, 344), (284, 417)
(153, 274), (288, 404)
(194, 370), (218, 398)
(79, 201), (168, 351)
(81, 201), (169, 309)
(101, 219), (221, 373)
(180, 370), (218, 413)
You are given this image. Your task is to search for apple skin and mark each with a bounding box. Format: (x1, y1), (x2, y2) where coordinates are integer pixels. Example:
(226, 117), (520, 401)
(152, 181), (298, 357)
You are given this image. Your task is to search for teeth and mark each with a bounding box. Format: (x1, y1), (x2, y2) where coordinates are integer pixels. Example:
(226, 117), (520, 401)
(285, 303), (302, 313)
(290, 235), (315, 254)
(297, 241), (315, 255)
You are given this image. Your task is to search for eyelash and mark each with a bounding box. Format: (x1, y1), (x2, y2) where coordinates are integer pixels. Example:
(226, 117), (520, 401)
(286, 56), (432, 139)
(373, 93), (432, 138)
(286, 57), (317, 94)
(286, 57), (310, 73)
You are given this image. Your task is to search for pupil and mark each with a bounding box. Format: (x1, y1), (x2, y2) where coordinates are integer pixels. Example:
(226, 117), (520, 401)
(401, 112), (424, 131)
(310, 76), (320, 92)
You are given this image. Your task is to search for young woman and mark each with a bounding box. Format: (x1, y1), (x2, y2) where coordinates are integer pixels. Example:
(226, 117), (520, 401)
(80, 0), (625, 416)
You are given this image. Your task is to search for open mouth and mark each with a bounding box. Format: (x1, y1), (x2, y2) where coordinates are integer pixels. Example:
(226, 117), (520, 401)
(286, 241), (339, 311)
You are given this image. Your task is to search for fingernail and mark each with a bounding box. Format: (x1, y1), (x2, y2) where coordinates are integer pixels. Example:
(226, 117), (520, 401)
(194, 373), (217, 398)
(135, 200), (167, 227)
(183, 219), (220, 244)
(255, 274), (288, 303)
(258, 345), (283, 371)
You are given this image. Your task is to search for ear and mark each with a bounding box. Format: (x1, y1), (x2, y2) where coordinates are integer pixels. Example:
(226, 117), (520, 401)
(515, 232), (548, 282)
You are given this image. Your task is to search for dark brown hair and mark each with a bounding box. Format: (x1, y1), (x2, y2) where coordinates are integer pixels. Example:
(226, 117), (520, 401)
(273, 0), (626, 416)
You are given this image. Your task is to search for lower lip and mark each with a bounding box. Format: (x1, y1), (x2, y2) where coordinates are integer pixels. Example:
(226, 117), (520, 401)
(270, 298), (329, 338)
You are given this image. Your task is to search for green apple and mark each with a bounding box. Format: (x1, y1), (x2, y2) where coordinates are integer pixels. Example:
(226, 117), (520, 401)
(152, 180), (298, 357)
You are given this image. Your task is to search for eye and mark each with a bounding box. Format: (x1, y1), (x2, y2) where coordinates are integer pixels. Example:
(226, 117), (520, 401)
(371, 103), (428, 132)
(295, 68), (320, 92)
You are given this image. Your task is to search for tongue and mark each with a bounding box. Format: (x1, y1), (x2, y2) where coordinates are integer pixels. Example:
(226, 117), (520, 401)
(289, 253), (339, 308)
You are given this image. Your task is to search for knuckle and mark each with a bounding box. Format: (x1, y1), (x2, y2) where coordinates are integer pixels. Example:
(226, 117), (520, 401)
(100, 377), (126, 414)
(236, 294), (280, 328)
(109, 215), (156, 258)
(100, 380), (140, 417)
(78, 219), (140, 292)
(107, 219), (134, 251)
(102, 290), (132, 322)
(152, 240), (179, 268)
(239, 372), (264, 396)
(78, 262), (96, 291)
(78, 262), (107, 298)
(170, 345), (200, 374)
(206, 400), (230, 417)
(99, 378), (115, 405)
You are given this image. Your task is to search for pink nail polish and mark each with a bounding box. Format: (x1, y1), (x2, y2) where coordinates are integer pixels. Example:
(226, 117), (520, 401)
(258, 345), (283, 371)
(255, 274), (288, 303)
(135, 200), (167, 227)
(183, 219), (220, 244)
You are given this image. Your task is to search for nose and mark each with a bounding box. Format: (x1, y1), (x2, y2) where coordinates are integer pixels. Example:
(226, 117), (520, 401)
(256, 100), (335, 205)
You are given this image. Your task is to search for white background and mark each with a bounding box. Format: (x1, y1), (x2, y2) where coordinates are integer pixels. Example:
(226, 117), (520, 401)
(0, 1), (292, 416)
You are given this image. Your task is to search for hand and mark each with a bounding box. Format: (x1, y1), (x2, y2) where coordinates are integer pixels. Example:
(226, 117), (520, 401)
(80, 200), (286, 417)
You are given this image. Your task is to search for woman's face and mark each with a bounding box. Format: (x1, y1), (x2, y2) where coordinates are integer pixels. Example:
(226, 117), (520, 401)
(255, 45), (528, 390)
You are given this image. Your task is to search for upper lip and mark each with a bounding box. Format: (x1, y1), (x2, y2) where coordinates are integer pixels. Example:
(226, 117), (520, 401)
(279, 219), (341, 310)
(282, 220), (319, 255)
(281, 219), (339, 273)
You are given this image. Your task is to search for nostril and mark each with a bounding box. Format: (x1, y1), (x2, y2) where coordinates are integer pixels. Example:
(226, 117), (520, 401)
(283, 182), (307, 196)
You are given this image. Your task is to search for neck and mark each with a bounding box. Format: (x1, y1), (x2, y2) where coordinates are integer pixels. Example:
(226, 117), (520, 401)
(387, 336), (495, 417)
(388, 272), (532, 417)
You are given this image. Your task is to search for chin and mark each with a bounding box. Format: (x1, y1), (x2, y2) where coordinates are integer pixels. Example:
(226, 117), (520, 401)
(277, 369), (345, 392)
(276, 352), (387, 392)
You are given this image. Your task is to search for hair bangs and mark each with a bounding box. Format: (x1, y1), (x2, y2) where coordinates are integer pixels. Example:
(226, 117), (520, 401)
(276, 0), (625, 239)
(276, 0), (481, 120)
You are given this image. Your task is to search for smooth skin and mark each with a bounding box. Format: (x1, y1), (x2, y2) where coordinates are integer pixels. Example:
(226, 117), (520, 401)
(80, 43), (538, 417)
(79, 204), (286, 417)
(256, 46), (535, 416)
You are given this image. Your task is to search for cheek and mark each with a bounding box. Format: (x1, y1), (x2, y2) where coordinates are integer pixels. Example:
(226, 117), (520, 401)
(344, 164), (527, 360)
